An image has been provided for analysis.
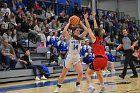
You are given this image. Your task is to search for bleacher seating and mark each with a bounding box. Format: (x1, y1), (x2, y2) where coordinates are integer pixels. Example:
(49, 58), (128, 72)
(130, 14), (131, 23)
(0, 0), (140, 83)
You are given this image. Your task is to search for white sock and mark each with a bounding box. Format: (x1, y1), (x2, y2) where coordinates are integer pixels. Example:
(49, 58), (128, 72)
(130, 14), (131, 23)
(88, 83), (94, 88)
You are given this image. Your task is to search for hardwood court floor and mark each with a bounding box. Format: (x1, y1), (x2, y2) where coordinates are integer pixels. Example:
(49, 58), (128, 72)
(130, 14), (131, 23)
(0, 69), (140, 93)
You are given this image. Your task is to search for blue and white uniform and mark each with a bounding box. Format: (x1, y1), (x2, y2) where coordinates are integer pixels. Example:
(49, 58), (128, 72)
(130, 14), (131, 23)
(64, 37), (81, 68)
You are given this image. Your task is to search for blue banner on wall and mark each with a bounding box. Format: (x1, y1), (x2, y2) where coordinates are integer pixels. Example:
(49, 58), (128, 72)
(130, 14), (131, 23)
(58, 0), (81, 6)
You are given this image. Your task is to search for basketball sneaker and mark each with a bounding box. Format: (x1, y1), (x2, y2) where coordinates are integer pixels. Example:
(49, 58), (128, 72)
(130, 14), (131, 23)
(105, 70), (110, 74)
(41, 75), (47, 80)
(35, 76), (40, 81)
(100, 85), (105, 92)
(54, 87), (60, 93)
(75, 85), (81, 92)
(86, 86), (95, 93)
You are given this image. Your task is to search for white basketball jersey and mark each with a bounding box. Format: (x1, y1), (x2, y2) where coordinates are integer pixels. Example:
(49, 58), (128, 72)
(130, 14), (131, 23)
(68, 38), (81, 54)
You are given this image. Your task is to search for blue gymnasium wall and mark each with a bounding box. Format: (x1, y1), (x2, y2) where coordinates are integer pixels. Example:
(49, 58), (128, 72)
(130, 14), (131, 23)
(6, 0), (81, 15)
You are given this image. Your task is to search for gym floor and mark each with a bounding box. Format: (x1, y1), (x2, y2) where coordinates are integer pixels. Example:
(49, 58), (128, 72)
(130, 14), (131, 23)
(0, 68), (140, 93)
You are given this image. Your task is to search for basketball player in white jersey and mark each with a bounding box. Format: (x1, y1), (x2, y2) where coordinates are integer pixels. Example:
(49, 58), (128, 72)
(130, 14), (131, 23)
(54, 19), (88, 92)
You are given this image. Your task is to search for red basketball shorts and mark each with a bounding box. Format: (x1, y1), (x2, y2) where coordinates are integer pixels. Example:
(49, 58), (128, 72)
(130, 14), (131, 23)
(89, 56), (108, 71)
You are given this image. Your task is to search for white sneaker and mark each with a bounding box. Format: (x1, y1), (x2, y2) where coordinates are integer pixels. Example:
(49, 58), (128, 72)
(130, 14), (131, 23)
(100, 86), (105, 92)
(41, 75), (47, 80)
(75, 86), (81, 92)
(35, 76), (40, 81)
(111, 70), (116, 73)
(54, 87), (60, 93)
(86, 86), (95, 93)
(106, 70), (110, 73)
(82, 62), (86, 64)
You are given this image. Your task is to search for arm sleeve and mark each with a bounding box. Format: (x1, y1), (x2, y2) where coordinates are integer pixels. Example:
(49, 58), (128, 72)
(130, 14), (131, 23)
(128, 34), (137, 43)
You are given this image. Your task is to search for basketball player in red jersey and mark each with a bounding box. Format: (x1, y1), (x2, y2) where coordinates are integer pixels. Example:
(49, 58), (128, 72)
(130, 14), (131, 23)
(84, 12), (108, 93)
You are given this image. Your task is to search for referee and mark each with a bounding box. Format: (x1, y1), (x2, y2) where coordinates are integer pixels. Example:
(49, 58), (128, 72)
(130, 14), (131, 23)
(117, 28), (138, 79)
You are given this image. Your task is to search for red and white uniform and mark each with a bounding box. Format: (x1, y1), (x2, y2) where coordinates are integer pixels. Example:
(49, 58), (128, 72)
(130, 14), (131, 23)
(90, 36), (108, 71)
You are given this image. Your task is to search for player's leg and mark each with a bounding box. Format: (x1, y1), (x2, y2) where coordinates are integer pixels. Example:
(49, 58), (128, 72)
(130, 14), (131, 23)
(96, 71), (103, 85)
(109, 61), (115, 73)
(54, 67), (69, 92)
(58, 67), (69, 84)
(85, 66), (95, 93)
(96, 70), (106, 92)
(73, 62), (83, 91)
(54, 55), (72, 92)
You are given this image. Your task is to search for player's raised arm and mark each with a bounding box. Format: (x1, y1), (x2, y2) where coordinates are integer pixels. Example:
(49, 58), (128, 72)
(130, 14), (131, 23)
(92, 11), (98, 28)
(84, 12), (96, 43)
(62, 19), (70, 39)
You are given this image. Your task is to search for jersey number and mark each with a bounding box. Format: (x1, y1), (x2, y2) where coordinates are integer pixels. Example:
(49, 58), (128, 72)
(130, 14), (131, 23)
(73, 45), (78, 50)
(100, 40), (104, 46)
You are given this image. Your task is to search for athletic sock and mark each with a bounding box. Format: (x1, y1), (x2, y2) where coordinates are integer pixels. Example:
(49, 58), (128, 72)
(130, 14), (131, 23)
(76, 82), (80, 86)
(57, 83), (62, 88)
(88, 83), (94, 88)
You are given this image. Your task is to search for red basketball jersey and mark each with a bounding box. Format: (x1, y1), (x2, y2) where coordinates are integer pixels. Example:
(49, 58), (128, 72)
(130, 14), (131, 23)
(92, 36), (106, 57)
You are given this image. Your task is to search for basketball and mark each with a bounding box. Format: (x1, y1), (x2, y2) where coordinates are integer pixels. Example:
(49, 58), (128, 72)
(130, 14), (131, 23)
(69, 15), (80, 26)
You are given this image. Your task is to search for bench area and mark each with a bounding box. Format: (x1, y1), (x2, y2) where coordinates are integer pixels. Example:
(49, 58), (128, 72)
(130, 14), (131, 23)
(0, 47), (126, 83)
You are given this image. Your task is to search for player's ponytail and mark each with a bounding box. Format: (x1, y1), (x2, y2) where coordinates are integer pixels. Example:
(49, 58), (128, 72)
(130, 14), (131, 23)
(94, 27), (105, 38)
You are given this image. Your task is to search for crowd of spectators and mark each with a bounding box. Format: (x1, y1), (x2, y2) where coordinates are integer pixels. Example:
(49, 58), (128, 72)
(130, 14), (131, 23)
(0, 0), (139, 72)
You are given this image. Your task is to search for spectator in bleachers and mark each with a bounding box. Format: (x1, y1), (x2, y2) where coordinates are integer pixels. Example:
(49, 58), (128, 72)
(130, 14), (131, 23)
(3, 29), (13, 43)
(57, 11), (66, 23)
(34, 19), (40, 32)
(11, 28), (18, 52)
(57, 35), (68, 59)
(28, 17), (35, 30)
(0, 21), (7, 36)
(1, 3), (11, 16)
(15, 0), (25, 11)
(37, 26), (46, 48)
(103, 46), (116, 73)
(33, 1), (41, 15)
(80, 40), (86, 58)
(44, 26), (49, 37)
(50, 45), (59, 65)
(52, 31), (59, 48)
(80, 40), (91, 63)
(3, 12), (10, 22)
(83, 48), (94, 65)
(104, 34), (114, 50)
(84, 39), (91, 50)
(46, 11), (52, 23)
(10, 12), (16, 26)
(49, 19), (61, 31)
(43, 18), (48, 28)
(113, 35), (119, 48)
(17, 6), (24, 16)
(19, 49), (48, 80)
(16, 12), (23, 27)
(47, 31), (54, 47)
(48, 19), (57, 30)
(1, 38), (17, 70)
(26, 0), (34, 12)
